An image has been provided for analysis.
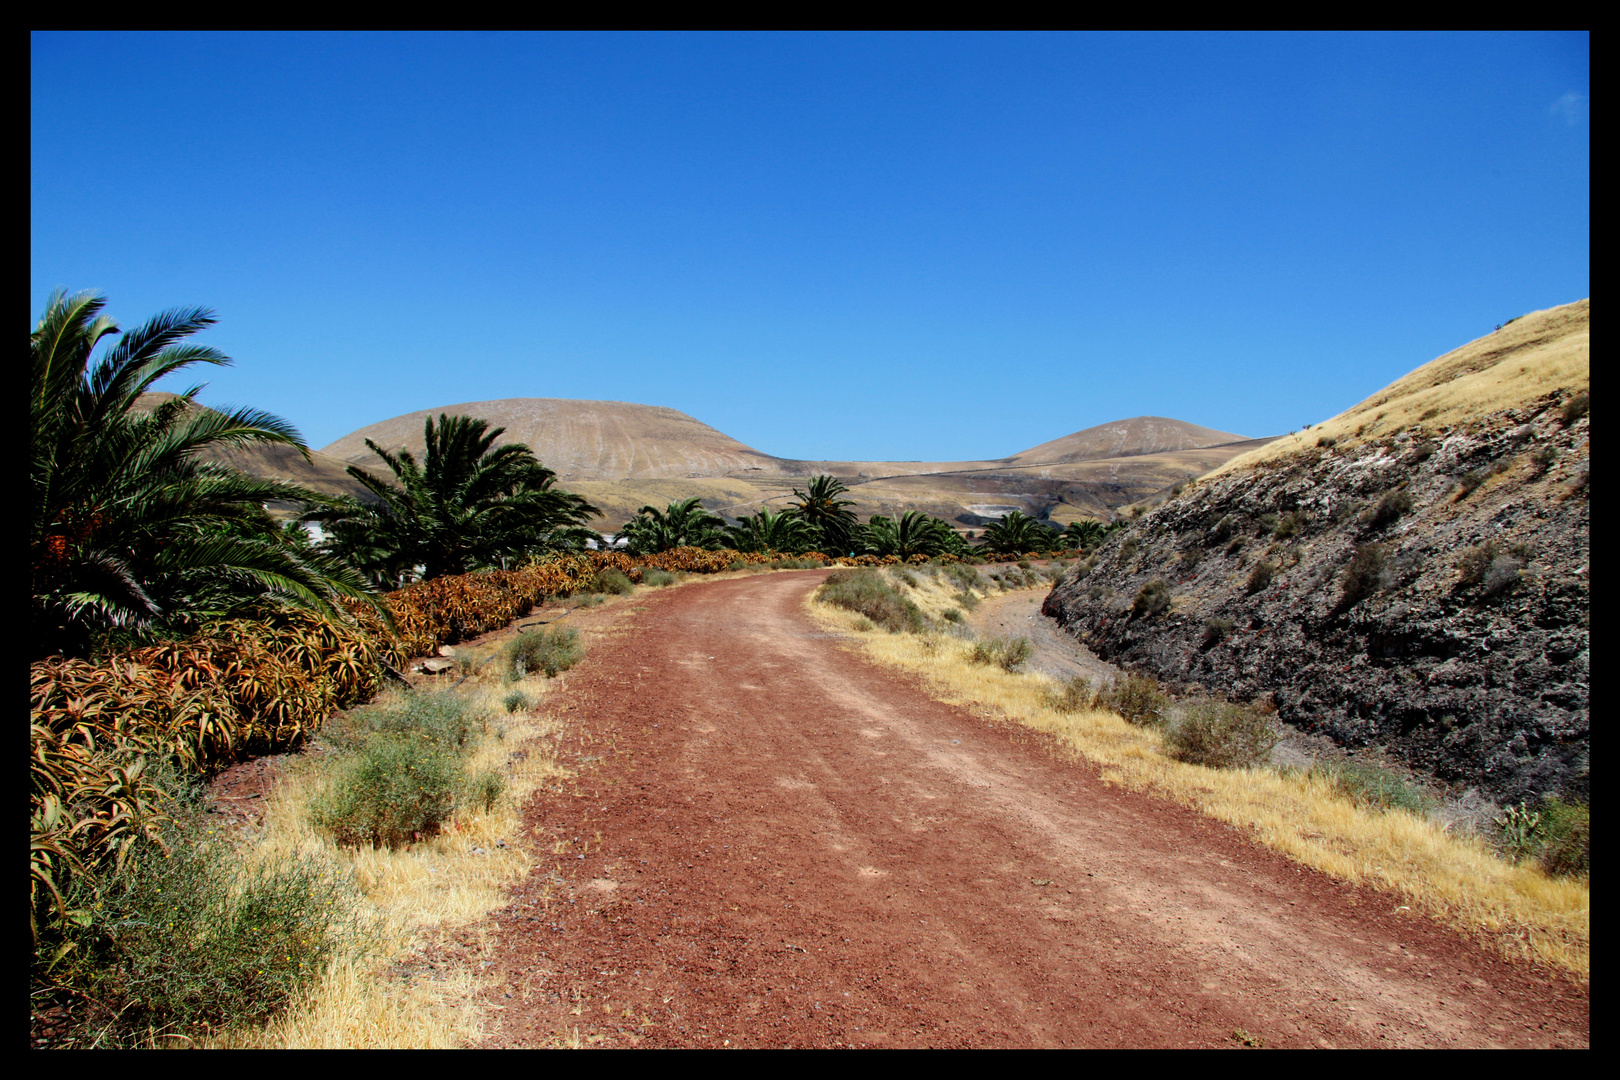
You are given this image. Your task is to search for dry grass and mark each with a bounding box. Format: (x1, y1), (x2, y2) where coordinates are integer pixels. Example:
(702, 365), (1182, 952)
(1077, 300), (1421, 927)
(1214, 297), (1590, 474)
(213, 669), (572, 1047)
(808, 568), (1589, 979)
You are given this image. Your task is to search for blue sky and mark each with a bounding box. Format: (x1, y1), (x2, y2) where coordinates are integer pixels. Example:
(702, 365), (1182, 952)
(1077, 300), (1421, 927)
(31, 32), (1588, 461)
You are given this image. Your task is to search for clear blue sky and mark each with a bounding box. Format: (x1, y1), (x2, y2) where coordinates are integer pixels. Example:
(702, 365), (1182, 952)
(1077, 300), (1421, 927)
(31, 32), (1588, 462)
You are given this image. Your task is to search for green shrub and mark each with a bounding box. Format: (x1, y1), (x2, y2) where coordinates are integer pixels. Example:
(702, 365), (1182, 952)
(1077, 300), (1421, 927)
(505, 626), (583, 680)
(1245, 561), (1276, 594)
(640, 568), (678, 588)
(1131, 579), (1172, 618)
(1044, 675), (1093, 713)
(942, 563), (983, 593)
(591, 568), (634, 595)
(952, 589), (980, 612)
(1536, 796), (1590, 877)
(816, 570), (925, 633)
(573, 593), (604, 608)
(942, 608), (964, 624)
(1165, 700), (1278, 769)
(1203, 617), (1234, 646)
(1340, 543), (1386, 606)
(312, 733), (463, 848)
(1016, 558), (1032, 570)
(1314, 760), (1434, 814)
(1100, 674), (1168, 726)
(44, 825), (360, 1047)
(969, 636), (1032, 672)
(468, 769), (505, 814)
(502, 690), (532, 714)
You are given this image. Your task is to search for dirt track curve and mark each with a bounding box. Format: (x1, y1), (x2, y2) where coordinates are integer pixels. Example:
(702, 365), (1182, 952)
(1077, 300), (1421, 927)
(478, 571), (1588, 1048)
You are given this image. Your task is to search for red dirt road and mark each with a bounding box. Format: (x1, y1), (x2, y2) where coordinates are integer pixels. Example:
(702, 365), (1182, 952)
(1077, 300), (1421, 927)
(480, 572), (1588, 1048)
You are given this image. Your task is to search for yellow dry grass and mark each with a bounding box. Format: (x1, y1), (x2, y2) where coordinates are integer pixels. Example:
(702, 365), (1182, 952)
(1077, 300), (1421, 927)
(808, 566), (1589, 978)
(214, 668), (574, 1048)
(1214, 297), (1590, 475)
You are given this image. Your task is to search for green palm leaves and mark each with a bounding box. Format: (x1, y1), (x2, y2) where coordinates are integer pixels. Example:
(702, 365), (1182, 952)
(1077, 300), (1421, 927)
(790, 475), (861, 554)
(619, 497), (726, 555)
(865, 510), (964, 559)
(722, 506), (816, 554)
(30, 291), (378, 658)
(1062, 518), (1109, 549)
(977, 510), (1061, 556)
(318, 414), (599, 583)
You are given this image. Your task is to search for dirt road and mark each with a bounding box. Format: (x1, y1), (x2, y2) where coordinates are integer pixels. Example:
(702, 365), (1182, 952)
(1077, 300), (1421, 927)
(479, 571), (1588, 1048)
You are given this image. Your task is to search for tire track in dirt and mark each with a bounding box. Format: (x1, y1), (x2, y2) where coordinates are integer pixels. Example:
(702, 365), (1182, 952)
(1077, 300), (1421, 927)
(479, 571), (1588, 1048)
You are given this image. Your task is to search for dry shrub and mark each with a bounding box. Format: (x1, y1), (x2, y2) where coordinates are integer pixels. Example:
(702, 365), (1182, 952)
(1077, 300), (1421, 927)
(969, 636), (1032, 672)
(815, 570), (925, 634)
(1099, 674), (1168, 726)
(1165, 699), (1279, 769)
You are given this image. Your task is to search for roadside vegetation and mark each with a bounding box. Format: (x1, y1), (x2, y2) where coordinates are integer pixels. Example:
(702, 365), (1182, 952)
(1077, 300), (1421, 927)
(807, 560), (1589, 978)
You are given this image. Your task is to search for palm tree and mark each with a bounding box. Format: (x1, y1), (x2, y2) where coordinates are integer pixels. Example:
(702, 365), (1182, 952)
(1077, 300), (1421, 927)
(316, 414), (599, 584)
(619, 498), (726, 555)
(864, 510), (963, 559)
(30, 291), (379, 658)
(789, 475), (861, 553)
(977, 510), (1061, 556)
(721, 506), (815, 554)
(1062, 518), (1108, 550)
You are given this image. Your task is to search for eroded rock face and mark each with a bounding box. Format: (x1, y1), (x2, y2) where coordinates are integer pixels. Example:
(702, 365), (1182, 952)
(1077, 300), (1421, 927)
(1042, 397), (1589, 804)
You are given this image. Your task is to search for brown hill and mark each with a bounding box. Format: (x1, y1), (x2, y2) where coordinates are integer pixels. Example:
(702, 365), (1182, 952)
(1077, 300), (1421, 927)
(321, 398), (788, 482)
(1042, 298), (1591, 803)
(133, 393), (370, 502)
(321, 400), (1270, 529)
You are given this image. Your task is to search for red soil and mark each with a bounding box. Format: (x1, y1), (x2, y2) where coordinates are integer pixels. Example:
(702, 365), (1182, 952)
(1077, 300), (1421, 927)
(478, 571), (1588, 1048)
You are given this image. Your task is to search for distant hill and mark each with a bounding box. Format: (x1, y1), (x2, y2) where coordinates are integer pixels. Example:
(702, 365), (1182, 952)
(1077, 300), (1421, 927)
(321, 402), (1271, 529)
(133, 393), (370, 502)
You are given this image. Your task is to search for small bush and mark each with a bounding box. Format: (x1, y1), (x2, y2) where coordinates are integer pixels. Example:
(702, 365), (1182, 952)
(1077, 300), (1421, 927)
(1118, 537), (1138, 560)
(1203, 617), (1234, 646)
(312, 732), (464, 847)
(890, 567), (920, 589)
(1317, 436), (1338, 448)
(467, 769), (505, 813)
(1530, 446), (1558, 475)
(1224, 536), (1244, 556)
(952, 589), (980, 612)
(1537, 796), (1590, 877)
(1176, 547), (1203, 575)
(942, 563), (983, 592)
(1455, 470), (1485, 499)
(1016, 558), (1032, 570)
(1272, 511), (1304, 539)
(1165, 700), (1278, 769)
(1361, 488), (1413, 531)
(502, 690), (532, 714)
(1100, 674), (1168, 726)
(970, 636), (1033, 672)
(640, 568), (678, 588)
(591, 568), (634, 595)
(1245, 561), (1276, 594)
(1561, 390), (1589, 426)
(1208, 515), (1238, 545)
(1340, 543), (1386, 606)
(506, 626), (583, 680)
(1255, 513), (1279, 535)
(1044, 675), (1093, 713)
(46, 826), (360, 1047)
(816, 570), (926, 633)
(573, 593), (604, 608)
(1455, 542), (1497, 588)
(1481, 555), (1524, 598)
(1315, 760), (1434, 814)
(942, 608), (964, 624)
(1131, 579), (1172, 618)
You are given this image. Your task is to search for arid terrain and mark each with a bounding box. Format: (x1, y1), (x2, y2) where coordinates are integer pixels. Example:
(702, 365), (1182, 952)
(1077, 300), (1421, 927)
(469, 571), (1586, 1048)
(321, 403), (1271, 531)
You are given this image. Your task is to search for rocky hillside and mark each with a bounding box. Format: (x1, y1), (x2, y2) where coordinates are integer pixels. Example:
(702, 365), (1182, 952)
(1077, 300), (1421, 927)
(1043, 304), (1589, 805)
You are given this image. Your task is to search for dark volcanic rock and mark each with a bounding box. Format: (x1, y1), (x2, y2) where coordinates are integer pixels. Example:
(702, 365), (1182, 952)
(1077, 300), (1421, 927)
(1042, 397), (1589, 804)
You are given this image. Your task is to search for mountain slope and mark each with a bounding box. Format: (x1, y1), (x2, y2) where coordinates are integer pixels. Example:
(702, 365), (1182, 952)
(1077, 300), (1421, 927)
(1041, 300), (1591, 803)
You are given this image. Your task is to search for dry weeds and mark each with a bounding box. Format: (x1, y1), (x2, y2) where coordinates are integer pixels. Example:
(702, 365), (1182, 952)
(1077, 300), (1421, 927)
(808, 567), (1589, 979)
